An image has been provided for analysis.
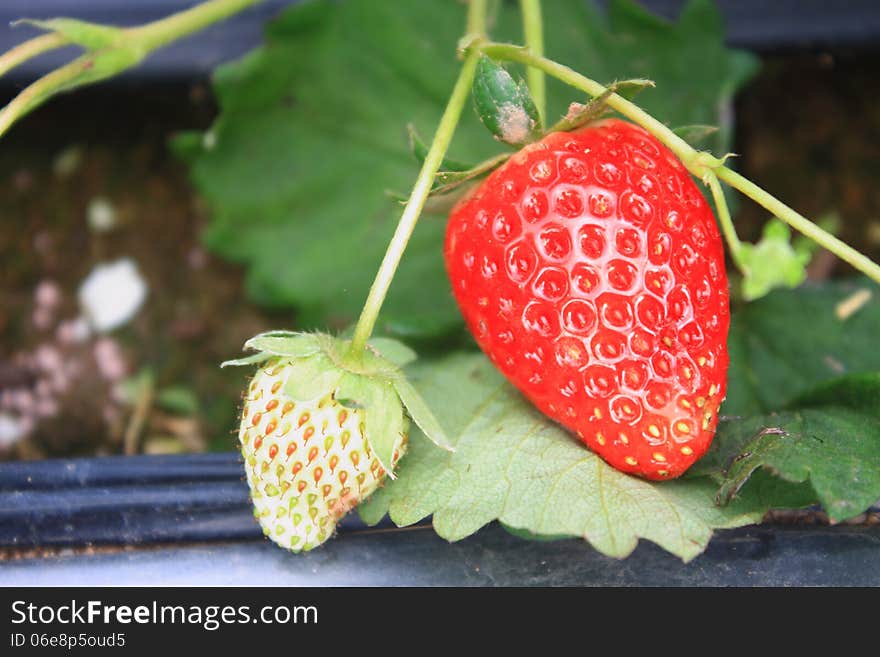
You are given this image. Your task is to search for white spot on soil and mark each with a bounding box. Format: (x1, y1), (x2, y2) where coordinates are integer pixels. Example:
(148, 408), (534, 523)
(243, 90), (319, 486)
(78, 258), (148, 333)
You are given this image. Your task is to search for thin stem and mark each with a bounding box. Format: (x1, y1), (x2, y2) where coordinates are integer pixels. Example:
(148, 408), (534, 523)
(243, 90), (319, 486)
(482, 44), (694, 162)
(348, 52), (481, 356)
(0, 33), (67, 79)
(481, 42), (880, 286)
(0, 0), (264, 140)
(717, 167), (880, 283)
(467, 0), (489, 39)
(348, 0), (489, 356)
(0, 57), (89, 138)
(706, 172), (747, 275)
(520, 0), (546, 121)
(132, 0), (263, 51)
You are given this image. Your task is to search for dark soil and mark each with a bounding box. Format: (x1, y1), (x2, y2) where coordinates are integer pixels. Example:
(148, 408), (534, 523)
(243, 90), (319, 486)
(0, 48), (878, 460)
(734, 49), (880, 266)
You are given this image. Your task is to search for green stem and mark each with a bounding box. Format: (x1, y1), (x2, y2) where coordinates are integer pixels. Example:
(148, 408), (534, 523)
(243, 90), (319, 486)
(466, 0), (489, 38)
(0, 0), (264, 140)
(0, 33), (67, 79)
(717, 167), (880, 282)
(348, 0), (488, 357)
(131, 0), (263, 51)
(348, 52), (481, 356)
(481, 42), (880, 286)
(706, 172), (747, 275)
(519, 0), (546, 122)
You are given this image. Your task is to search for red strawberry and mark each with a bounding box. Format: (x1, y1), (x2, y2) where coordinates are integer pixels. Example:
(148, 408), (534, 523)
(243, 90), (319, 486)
(444, 118), (729, 480)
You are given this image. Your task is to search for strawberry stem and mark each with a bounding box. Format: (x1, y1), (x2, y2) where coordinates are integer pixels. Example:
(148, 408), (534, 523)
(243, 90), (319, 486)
(520, 0), (546, 122)
(716, 167), (880, 283)
(480, 42), (880, 287)
(0, 33), (67, 79)
(347, 0), (489, 357)
(705, 172), (748, 275)
(0, 0), (265, 140)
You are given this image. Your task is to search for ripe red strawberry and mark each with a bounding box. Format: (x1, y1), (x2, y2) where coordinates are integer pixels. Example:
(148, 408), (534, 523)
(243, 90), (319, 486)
(444, 118), (729, 480)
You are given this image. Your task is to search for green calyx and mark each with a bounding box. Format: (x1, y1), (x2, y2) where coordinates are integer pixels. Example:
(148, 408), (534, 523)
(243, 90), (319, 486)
(222, 331), (453, 475)
(472, 55), (542, 147)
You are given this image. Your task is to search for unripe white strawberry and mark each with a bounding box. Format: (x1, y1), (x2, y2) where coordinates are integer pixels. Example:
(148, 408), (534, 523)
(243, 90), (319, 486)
(224, 331), (451, 553)
(239, 357), (407, 551)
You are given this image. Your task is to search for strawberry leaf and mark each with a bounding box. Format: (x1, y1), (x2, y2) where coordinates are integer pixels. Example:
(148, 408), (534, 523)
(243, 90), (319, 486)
(359, 352), (771, 562)
(178, 0), (756, 337)
(724, 280), (880, 417)
(704, 374), (880, 522)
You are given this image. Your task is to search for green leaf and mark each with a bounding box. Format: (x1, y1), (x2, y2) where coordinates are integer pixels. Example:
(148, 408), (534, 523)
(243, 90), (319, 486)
(243, 332), (321, 359)
(708, 374), (880, 522)
(360, 353), (769, 562)
(500, 523), (569, 542)
(337, 373), (405, 474)
(724, 280), (880, 417)
(179, 0), (756, 337)
(473, 55), (541, 146)
(282, 353), (342, 401)
(366, 337), (417, 368)
(738, 220), (810, 301)
(391, 374), (453, 452)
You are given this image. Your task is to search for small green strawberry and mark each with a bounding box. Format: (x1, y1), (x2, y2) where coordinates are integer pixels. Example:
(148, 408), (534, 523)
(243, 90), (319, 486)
(223, 331), (451, 552)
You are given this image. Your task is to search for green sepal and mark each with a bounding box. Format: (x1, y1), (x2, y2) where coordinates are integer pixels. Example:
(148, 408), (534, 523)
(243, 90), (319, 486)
(14, 18), (123, 50)
(429, 153), (511, 197)
(282, 353), (343, 402)
(549, 78), (654, 133)
(472, 55), (541, 146)
(408, 125), (472, 172)
(335, 371), (377, 409)
(244, 331), (322, 359)
(220, 352), (274, 368)
(391, 374), (453, 452)
(337, 373), (405, 476)
(366, 337), (417, 368)
(671, 124), (719, 147)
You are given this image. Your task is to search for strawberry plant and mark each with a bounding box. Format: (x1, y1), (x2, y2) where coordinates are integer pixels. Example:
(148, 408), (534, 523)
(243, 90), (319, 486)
(3, 0), (879, 562)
